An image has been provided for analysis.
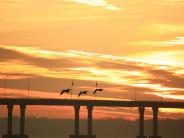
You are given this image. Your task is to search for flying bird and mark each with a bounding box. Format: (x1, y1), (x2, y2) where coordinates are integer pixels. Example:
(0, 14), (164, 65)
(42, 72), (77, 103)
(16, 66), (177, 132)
(78, 90), (88, 97)
(60, 89), (71, 95)
(93, 88), (103, 95)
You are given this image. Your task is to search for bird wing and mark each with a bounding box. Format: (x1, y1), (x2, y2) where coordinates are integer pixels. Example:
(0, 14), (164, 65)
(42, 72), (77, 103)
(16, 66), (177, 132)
(78, 92), (82, 97)
(93, 89), (97, 94)
(60, 91), (65, 95)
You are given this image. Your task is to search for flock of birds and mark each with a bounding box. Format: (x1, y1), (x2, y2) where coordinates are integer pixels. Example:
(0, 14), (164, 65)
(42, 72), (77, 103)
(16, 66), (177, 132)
(60, 88), (103, 98)
(60, 81), (103, 98)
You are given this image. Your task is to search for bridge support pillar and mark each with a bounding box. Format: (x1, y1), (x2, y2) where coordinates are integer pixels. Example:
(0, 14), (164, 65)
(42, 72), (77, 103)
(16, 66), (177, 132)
(19, 104), (28, 138)
(70, 105), (95, 138)
(149, 107), (162, 138)
(70, 105), (80, 138)
(7, 104), (13, 136)
(137, 107), (146, 138)
(87, 106), (95, 138)
(2, 104), (28, 138)
(2, 104), (13, 138)
(74, 105), (80, 136)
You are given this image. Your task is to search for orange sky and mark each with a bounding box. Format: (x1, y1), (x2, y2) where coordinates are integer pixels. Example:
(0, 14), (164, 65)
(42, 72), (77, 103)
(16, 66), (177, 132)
(0, 0), (184, 120)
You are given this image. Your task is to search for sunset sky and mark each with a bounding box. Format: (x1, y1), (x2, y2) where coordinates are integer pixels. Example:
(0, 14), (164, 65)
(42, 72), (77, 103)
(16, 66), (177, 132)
(0, 0), (184, 120)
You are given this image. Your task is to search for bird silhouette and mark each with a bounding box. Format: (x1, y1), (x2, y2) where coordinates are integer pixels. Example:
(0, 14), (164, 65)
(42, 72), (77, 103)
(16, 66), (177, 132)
(78, 90), (88, 97)
(60, 89), (71, 95)
(93, 88), (103, 95)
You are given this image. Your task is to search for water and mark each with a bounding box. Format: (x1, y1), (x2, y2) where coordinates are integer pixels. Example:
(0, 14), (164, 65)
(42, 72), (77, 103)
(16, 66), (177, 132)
(0, 118), (183, 138)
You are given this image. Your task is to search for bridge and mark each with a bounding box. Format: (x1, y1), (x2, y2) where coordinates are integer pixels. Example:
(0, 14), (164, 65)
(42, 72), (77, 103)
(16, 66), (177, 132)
(1, 98), (184, 138)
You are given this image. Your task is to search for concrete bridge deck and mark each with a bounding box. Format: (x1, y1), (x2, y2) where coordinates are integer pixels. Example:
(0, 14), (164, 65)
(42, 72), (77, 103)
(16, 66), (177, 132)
(0, 98), (184, 108)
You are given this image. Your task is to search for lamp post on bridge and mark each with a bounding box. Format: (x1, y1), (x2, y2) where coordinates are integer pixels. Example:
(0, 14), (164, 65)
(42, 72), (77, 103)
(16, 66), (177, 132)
(134, 88), (137, 101)
(160, 79), (164, 102)
(4, 75), (8, 98)
(27, 78), (30, 99)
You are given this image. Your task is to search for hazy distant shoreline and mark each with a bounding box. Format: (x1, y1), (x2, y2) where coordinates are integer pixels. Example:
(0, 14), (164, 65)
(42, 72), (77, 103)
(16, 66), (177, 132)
(0, 118), (183, 138)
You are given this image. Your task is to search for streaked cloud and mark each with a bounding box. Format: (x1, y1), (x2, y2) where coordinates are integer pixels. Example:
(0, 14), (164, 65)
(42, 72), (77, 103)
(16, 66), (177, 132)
(161, 37), (184, 45)
(65, 0), (120, 10)
(129, 37), (184, 47)
(133, 37), (184, 54)
(1, 45), (184, 101)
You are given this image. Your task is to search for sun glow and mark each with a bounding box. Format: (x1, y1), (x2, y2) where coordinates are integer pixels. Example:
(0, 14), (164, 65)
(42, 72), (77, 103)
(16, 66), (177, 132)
(137, 51), (184, 66)
(66, 0), (120, 11)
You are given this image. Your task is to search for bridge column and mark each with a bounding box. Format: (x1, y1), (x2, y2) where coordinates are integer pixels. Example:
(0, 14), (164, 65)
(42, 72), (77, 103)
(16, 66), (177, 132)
(19, 104), (28, 138)
(70, 105), (95, 138)
(87, 106), (94, 136)
(149, 107), (162, 138)
(137, 107), (146, 138)
(2, 104), (13, 138)
(74, 105), (80, 136)
(7, 104), (13, 135)
(70, 105), (80, 138)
